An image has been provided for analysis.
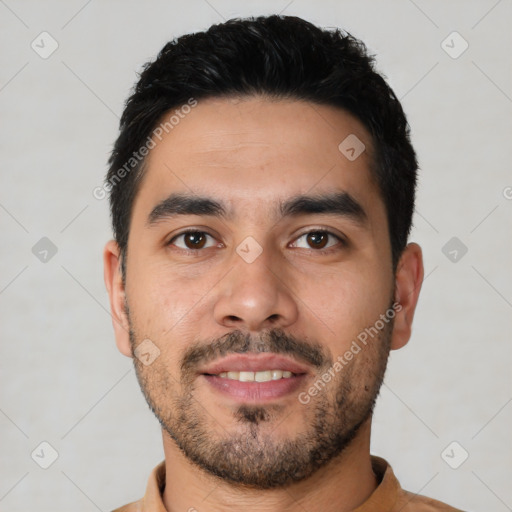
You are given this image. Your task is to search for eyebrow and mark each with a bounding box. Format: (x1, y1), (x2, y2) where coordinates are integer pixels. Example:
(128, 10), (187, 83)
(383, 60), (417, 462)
(146, 191), (368, 227)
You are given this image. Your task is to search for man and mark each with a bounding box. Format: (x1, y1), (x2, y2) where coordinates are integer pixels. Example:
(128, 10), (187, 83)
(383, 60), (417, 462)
(103, 15), (462, 511)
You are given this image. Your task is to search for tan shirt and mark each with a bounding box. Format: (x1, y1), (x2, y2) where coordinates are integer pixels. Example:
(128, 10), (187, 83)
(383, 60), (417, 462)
(112, 456), (463, 512)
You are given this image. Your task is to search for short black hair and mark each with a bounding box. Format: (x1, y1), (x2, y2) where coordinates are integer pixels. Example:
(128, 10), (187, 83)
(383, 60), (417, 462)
(106, 14), (418, 276)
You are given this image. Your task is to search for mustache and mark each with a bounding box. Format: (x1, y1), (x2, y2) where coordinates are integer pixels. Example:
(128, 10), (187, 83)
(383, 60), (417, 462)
(181, 328), (331, 374)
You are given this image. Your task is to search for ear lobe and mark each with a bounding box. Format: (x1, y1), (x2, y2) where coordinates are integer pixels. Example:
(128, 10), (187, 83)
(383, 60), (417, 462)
(103, 240), (133, 358)
(390, 242), (424, 351)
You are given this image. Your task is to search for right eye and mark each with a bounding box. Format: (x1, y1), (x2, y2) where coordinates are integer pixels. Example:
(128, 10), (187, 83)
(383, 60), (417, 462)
(168, 230), (218, 251)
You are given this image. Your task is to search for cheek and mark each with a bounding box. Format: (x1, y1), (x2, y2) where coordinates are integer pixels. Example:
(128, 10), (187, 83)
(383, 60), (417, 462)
(130, 264), (215, 344)
(297, 266), (391, 342)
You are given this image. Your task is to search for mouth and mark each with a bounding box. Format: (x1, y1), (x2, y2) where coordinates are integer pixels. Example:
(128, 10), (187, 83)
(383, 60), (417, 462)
(212, 369), (295, 382)
(199, 353), (310, 402)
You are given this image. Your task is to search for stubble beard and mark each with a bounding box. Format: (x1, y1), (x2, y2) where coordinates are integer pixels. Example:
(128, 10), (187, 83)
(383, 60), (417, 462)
(128, 305), (393, 489)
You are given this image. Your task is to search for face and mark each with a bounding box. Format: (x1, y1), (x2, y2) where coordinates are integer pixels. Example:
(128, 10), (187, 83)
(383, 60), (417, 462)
(104, 96), (423, 488)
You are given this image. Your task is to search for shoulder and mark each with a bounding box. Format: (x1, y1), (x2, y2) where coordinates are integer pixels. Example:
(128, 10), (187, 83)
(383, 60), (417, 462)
(111, 498), (143, 512)
(396, 490), (466, 511)
(370, 456), (465, 512)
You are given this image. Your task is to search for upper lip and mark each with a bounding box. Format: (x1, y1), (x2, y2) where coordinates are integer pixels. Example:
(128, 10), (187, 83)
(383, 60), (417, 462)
(199, 353), (311, 375)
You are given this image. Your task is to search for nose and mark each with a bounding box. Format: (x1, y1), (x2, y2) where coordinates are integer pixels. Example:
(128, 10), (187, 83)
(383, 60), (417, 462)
(213, 247), (299, 333)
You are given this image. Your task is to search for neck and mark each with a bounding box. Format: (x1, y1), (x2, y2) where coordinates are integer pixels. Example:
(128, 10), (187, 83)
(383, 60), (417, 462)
(161, 419), (377, 512)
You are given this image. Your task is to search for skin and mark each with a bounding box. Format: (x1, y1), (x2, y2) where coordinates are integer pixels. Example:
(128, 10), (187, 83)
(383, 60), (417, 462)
(104, 97), (424, 512)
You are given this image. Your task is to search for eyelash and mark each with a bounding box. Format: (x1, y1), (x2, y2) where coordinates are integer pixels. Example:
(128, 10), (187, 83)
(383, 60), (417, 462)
(167, 228), (346, 255)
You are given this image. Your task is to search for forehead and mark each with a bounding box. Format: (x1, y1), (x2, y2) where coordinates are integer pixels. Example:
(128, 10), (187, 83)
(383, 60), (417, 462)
(133, 96), (382, 221)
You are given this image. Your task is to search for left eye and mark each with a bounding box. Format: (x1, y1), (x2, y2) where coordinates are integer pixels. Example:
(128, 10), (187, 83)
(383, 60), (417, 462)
(291, 231), (343, 251)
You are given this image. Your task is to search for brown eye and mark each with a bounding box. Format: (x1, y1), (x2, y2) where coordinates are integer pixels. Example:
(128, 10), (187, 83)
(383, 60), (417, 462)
(184, 232), (206, 249)
(169, 231), (216, 251)
(291, 230), (344, 252)
(306, 232), (329, 249)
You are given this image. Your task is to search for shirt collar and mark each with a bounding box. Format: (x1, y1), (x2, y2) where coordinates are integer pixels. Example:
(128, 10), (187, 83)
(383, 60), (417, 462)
(134, 455), (401, 512)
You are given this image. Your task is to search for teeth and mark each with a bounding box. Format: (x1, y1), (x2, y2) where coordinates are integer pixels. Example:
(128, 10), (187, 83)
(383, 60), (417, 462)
(216, 370), (295, 382)
(239, 371), (254, 382)
(255, 370), (272, 382)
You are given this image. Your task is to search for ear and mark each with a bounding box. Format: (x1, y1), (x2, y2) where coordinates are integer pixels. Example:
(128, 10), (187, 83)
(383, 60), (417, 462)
(390, 242), (424, 351)
(103, 240), (132, 357)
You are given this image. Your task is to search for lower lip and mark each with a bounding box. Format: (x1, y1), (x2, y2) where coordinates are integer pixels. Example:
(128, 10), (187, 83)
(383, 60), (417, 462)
(202, 374), (307, 402)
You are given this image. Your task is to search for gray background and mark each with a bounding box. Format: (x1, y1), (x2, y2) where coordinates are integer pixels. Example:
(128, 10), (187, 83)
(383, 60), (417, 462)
(1, 0), (511, 510)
